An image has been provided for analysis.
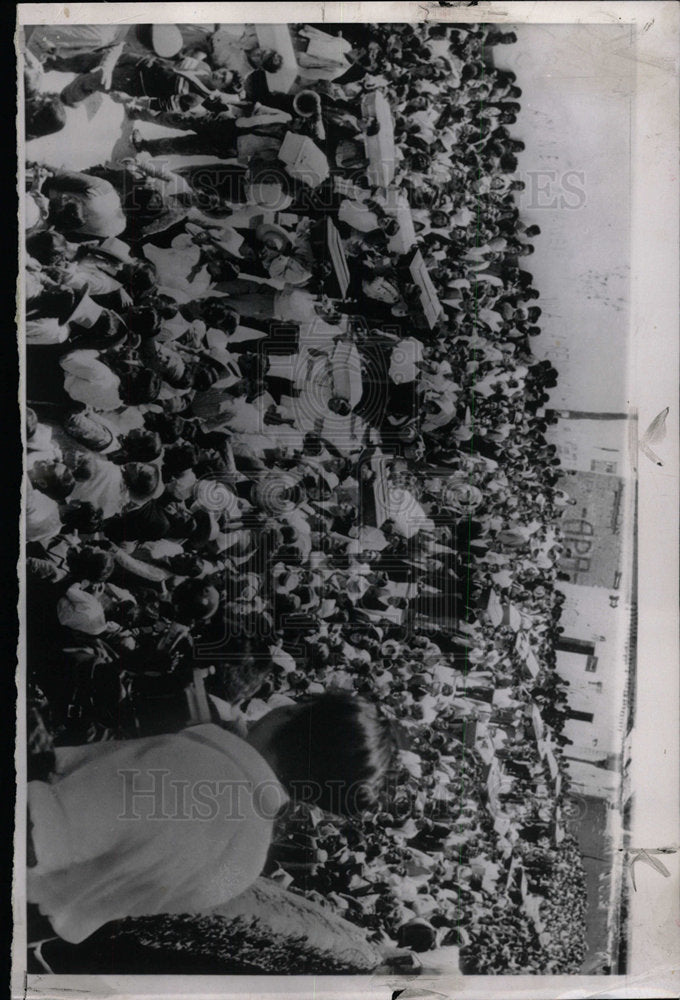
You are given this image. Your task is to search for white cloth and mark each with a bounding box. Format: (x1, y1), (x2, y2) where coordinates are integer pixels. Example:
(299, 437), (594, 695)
(143, 234), (212, 304)
(56, 584), (107, 634)
(69, 456), (127, 519)
(60, 350), (122, 411)
(27, 92), (131, 172)
(26, 483), (62, 542)
(26, 317), (70, 345)
(28, 724), (288, 943)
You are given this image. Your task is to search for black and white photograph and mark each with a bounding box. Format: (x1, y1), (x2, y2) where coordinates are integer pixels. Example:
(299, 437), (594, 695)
(14, 3), (679, 996)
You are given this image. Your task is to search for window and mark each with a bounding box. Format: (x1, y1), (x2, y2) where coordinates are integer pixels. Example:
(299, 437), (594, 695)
(588, 681), (603, 693)
(568, 709), (594, 724)
(585, 656), (598, 673)
(591, 459), (618, 474)
(556, 637), (596, 656)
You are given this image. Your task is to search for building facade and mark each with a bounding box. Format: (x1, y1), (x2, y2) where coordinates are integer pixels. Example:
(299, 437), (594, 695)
(550, 416), (635, 800)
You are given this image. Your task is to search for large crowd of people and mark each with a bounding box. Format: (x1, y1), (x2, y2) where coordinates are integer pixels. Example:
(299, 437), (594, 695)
(23, 20), (587, 974)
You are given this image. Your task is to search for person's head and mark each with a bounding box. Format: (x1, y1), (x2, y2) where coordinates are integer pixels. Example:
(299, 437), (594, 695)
(409, 152), (430, 173)
(122, 461), (160, 500)
(29, 460), (75, 501)
(461, 63), (480, 83)
(26, 93), (66, 140)
(191, 363), (220, 392)
(121, 428), (163, 462)
(247, 692), (394, 816)
(198, 297), (239, 332)
(163, 441), (198, 479)
(499, 152), (518, 173)
(379, 216), (400, 238)
(26, 408), (38, 441)
(430, 209), (449, 230)
(72, 309), (127, 350)
(209, 68), (238, 91)
(173, 578), (220, 623)
(407, 96), (428, 112)
(166, 552), (203, 577)
(140, 290), (178, 320)
(254, 48), (283, 73)
(61, 500), (103, 534)
(328, 396), (351, 417)
(120, 367), (162, 406)
(48, 197), (85, 233)
(500, 31), (518, 44)
(34, 287), (78, 322)
(525, 224), (541, 237)
(26, 229), (69, 266)
(143, 410), (186, 444)
(119, 260), (156, 298)
(127, 305), (162, 341)
(204, 251), (239, 283)
(67, 544), (115, 583)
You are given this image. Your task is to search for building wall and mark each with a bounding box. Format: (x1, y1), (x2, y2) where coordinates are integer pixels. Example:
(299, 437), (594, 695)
(556, 584), (631, 798)
(548, 415), (633, 473)
(557, 471), (627, 588)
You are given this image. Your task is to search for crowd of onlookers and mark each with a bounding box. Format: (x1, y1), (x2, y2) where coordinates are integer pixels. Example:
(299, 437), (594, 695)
(24, 19), (586, 974)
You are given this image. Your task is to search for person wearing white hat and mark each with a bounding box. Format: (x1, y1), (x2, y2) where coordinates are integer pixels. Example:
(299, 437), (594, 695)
(56, 584), (108, 636)
(26, 482), (63, 544)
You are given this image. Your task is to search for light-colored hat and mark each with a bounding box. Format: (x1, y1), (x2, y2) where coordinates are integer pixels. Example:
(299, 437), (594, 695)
(151, 24), (184, 58)
(126, 464), (165, 504)
(255, 222), (292, 251)
(57, 585), (107, 635)
(66, 286), (104, 329)
(246, 180), (293, 212)
(99, 236), (134, 263)
(25, 196), (42, 231)
(26, 484), (62, 543)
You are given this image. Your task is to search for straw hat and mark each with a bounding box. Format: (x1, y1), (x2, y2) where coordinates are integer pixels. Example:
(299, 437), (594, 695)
(255, 222), (292, 252)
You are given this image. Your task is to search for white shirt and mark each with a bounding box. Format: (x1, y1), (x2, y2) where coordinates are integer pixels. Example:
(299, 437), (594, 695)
(28, 724), (287, 943)
(27, 91), (130, 172)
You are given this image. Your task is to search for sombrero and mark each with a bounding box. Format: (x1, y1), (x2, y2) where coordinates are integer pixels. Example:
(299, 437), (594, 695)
(63, 284), (98, 327)
(255, 222), (292, 252)
(63, 411), (115, 454)
(127, 464), (166, 505)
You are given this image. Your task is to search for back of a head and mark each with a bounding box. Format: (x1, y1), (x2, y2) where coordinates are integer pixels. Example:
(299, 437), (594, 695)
(67, 544), (115, 583)
(27, 94), (67, 140)
(273, 693), (394, 816)
(49, 197), (85, 233)
(173, 578), (219, 624)
(121, 368), (162, 406)
(26, 229), (68, 266)
(261, 49), (283, 74)
(123, 428), (163, 463)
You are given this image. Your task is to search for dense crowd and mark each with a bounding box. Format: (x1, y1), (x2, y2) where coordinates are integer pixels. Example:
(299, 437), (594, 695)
(23, 20), (587, 974)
